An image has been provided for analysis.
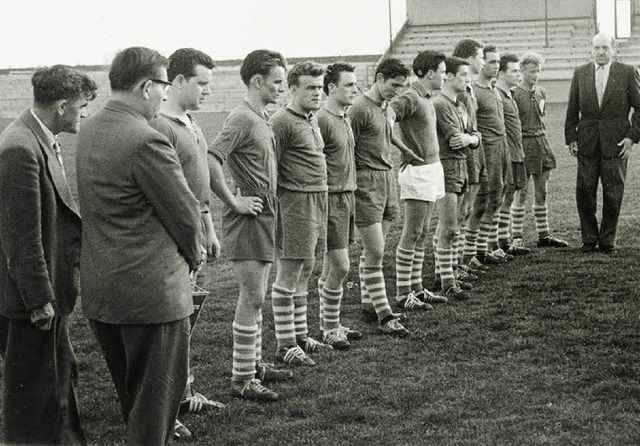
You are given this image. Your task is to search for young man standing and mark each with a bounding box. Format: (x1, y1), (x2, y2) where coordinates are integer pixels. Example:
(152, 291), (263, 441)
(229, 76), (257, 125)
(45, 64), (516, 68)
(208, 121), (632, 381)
(270, 61), (332, 365)
(513, 52), (568, 249)
(209, 50), (291, 401)
(433, 57), (482, 300)
(494, 53), (530, 256)
(316, 62), (362, 350)
(347, 58), (418, 337)
(391, 51), (449, 308)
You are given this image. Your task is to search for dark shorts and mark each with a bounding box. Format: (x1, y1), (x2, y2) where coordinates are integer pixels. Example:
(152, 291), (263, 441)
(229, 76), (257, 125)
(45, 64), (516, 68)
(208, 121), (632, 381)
(479, 137), (512, 194)
(441, 158), (469, 194)
(523, 135), (557, 177)
(223, 189), (280, 262)
(326, 191), (356, 251)
(510, 161), (527, 191)
(277, 188), (327, 260)
(354, 169), (399, 227)
(466, 144), (487, 185)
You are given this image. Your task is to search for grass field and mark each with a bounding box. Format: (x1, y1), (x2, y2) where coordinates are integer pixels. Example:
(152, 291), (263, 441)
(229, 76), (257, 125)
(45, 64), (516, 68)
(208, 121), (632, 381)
(2, 103), (640, 445)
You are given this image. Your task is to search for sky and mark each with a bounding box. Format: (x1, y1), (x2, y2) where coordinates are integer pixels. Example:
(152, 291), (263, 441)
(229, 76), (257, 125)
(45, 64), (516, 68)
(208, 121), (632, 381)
(0, 0), (407, 69)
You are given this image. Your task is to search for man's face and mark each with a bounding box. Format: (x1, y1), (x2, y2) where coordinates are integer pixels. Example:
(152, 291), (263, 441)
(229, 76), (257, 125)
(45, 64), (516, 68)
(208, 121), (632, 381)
(482, 51), (500, 79)
(449, 64), (470, 94)
(592, 35), (614, 66)
(429, 61), (447, 90)
(501, 61), (521, 88)
(521, 63), (541, 85)
(180, 64), (213, 111)
(291, 75), (324, 113)
(147, 67), (170, 119)
(259, 66), (286, 105)
(329, 71), (358, 107)
(468, 47), (485, 75)
(60, 95), (90, 134)
(378, 75), (407, 101)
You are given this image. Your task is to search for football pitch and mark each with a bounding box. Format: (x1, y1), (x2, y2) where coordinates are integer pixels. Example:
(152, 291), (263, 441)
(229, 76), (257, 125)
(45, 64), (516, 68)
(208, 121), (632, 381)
(1, 103), (640, 445)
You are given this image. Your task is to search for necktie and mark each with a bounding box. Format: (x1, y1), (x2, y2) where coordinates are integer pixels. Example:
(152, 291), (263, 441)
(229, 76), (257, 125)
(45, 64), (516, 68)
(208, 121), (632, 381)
(596, 65), (606, 106)
(53, 140), (66, 177)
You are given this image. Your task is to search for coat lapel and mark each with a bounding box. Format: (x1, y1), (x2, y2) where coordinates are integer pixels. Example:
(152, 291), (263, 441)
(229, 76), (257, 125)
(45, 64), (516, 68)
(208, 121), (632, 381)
(600, 61), (619, 109)
(583, 63), (599, 109)
(20, 111), (81, 218)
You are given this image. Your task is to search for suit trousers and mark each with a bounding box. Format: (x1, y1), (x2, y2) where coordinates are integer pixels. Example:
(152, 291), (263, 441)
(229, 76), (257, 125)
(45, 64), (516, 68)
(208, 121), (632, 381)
(576, 144), (628, 247)
(0, 315), (86, 445)
(89, 317), (189, 446)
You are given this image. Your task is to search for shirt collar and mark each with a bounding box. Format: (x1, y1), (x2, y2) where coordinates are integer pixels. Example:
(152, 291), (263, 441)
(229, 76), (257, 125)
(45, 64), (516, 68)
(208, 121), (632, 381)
(411, 81), (434, 98)
(30, 109), (57, 148)
(286, 105), (315, 121)
(495, 84), (513, 99)
(595, 60), (613, 72)
(242, 100), (270, 121)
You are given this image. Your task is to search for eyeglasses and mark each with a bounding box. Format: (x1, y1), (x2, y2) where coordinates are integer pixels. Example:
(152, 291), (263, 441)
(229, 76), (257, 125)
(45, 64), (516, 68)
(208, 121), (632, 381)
(149, 78), (172, 92)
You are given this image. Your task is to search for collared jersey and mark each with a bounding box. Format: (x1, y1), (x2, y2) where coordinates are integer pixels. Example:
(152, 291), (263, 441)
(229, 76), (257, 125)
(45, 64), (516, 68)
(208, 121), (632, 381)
(270, 107), (327, 192)
(433, 93), (480, 160)
(390, 81), (440, 165)
(317, 106), (356, 193)
(209, 101), (278, 192)
(513, 85), (547, 137)
(473, 82), (506, 144)
(495, 86), (525, 162)
(151, 113), (210, 212)
(347, 94), (395, 171)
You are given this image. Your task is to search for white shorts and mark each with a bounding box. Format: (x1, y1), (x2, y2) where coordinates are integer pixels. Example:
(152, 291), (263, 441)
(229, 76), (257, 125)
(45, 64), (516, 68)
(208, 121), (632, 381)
(397, 162), (445, 202)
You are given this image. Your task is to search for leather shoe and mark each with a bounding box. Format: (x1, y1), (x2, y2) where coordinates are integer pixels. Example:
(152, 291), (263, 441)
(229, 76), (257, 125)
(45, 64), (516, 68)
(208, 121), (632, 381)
(599, 245), (617, 254)
(580, 243), (597, 253)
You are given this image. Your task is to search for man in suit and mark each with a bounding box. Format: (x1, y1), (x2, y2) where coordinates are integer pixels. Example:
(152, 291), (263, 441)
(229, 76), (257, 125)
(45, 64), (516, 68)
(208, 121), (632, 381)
(0, 65), (97, 445)
(76, 47), (202, 445)
(565, 33), (640, 253)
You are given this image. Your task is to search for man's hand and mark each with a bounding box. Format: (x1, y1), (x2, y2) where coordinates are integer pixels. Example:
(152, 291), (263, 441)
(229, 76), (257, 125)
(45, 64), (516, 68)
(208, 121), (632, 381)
(202, 212), (221, 260)
(404, 150), (425, 164)
(233, 188), (263, 216)
(568, 141), (578, 157)
(30, 302), (54, 331)
(449, 133), (478, 150)
(618, 137), (634, 161)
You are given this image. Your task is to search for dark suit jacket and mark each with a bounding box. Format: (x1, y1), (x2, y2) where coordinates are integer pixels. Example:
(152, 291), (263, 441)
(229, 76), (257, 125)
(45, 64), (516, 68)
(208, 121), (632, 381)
(565, 61), (640, 158)
(76, 100), (201, 324)
(0, 110), (81, 318)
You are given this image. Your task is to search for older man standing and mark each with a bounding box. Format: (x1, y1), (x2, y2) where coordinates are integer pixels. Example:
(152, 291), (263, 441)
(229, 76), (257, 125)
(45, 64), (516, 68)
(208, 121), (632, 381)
(565, 33), (640, 253)
(76, 47), (202, 445)
(0, 65), (96, 445)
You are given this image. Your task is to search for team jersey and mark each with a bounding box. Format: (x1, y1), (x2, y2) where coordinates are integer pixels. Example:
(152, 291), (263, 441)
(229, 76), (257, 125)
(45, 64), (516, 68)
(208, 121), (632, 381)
(347, 94), (395, 171)
(317, 106), (356, 193)
(433, 92), (480, 160)
(496, 86), (525, 162)
(513, 85), (547, 137)
(473, 82), (506, 144)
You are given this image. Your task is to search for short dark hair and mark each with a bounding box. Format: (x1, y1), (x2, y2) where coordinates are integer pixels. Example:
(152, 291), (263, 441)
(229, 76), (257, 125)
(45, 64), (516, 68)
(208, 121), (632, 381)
(167, 48), (216, 82)
(375, 58), (411, 81)
(323, 62), (356, 95)
(483, 44), (498, 58)
(109, 47), (168, 92)
(31, 65), (97, 104)
(287, 61), (325, 88)
(452, 39), (484, 59)
(413, 50), (446, 77)
(240, 49), (287, 86)
(499, 53), (520, 72)
(445, 56), (470, 75)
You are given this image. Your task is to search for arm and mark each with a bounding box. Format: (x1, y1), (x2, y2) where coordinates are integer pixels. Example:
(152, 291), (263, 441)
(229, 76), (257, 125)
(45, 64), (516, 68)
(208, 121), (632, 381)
(133, 134), (202, 270)
(564, 69), (581, 146)
(619, 66), (640, 160)
(202, 210), (220, 259)
(389, 94), (425, 163)
(436, 101), (479, 151)
(207, 153), (263, 216)
(391, 132), (424, 163)
(0, 143), (55, 327)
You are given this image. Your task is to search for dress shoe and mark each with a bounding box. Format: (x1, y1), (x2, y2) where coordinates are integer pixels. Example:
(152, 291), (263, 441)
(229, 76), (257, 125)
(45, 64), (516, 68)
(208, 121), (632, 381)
(599, 245), (617, 254)
(580, 243), (597, 253)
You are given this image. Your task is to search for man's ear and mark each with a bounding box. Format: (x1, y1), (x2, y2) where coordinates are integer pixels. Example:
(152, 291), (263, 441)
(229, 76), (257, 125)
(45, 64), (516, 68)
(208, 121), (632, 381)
(141, 79), (152, 99)
(250, 74), (263, 90)
(56, 98), (68, 116)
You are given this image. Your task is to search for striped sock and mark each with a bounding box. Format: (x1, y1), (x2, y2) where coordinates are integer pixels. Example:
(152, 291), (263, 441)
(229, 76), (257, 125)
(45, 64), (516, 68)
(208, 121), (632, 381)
(533, 205), (550, 239)
(497, 209), (511, 246)
(395, 246), (414, 298)
(271, 285), (295, 349)
(464, 228), (478, 262)
(322, 286), (342, 332)
(510, 205), (525, 239)
(317, 277), (326, 331)
(488, 213), (499, 251)
(359, 255), (374, 313)
(452, 231), (461, 270)
(255, 310), (263, 363)
(362, 265), (392, 323)
(476, 222), (491, 257)
(293, 292), (308, 340)
(432, 234), (440, 281)
(437, 246), (455, 291)
(411, 249), (425, 292)
(232, 322), (257, 385)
